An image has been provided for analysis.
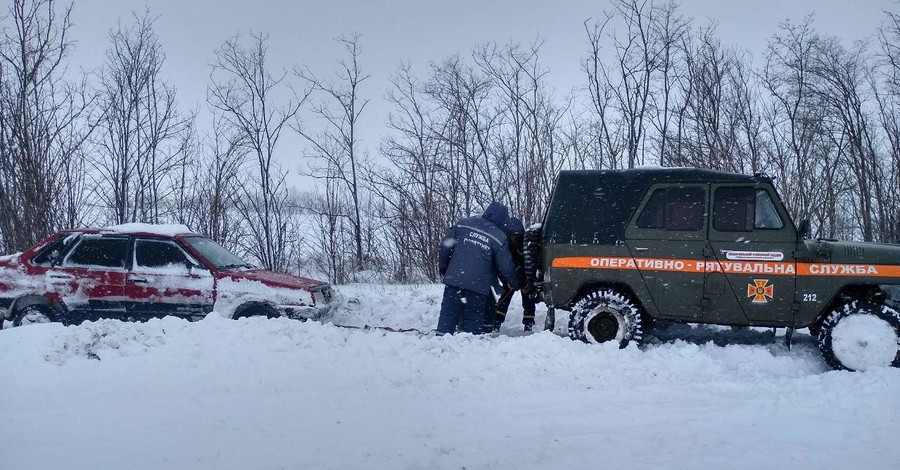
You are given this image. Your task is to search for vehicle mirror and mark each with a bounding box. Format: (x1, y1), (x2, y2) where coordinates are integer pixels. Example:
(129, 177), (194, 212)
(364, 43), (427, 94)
(185, 260), (203, 273)
(798, 219), (811, 239)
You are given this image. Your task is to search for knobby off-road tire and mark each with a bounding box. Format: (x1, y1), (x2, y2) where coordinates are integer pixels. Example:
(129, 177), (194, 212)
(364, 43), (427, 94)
(568, 289), (644, 348)
(523, 226), (542, 287)
(12, 304), (56, 327)
(817, 300), (900, 371)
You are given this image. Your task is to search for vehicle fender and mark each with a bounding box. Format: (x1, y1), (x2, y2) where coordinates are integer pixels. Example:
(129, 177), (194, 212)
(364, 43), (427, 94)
(805, 284), (886, 330)
(568, 281), (652, 316)
(9, 294), (68, 321)
(213, 293), (277, 319)
(231, 300), (279, 319)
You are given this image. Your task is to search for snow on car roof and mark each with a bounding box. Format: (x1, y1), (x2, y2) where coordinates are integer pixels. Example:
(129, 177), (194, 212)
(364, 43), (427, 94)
(102, 223), (194, 236)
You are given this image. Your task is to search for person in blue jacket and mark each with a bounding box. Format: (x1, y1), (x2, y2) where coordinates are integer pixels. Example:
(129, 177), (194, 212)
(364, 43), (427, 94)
(485, 217), (536, 333)
(437, 202), (523, 335)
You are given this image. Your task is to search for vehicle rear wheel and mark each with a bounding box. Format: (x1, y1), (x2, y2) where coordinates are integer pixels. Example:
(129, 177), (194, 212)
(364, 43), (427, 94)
(233, 303), (279, 320)
(12, 304), (56, 327)
(817, 300), (900, 371)
(568, 289), (643, 348)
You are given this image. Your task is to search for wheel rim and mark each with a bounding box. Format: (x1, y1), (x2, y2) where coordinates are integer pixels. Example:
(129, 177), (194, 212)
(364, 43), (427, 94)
(17, 308), (51, 326)
(831, 314), (899, 371)
(584, 307), (624, 344)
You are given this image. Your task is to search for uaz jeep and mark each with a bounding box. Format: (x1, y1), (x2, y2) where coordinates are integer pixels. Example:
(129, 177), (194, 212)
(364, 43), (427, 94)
(524, 168), (900, 371)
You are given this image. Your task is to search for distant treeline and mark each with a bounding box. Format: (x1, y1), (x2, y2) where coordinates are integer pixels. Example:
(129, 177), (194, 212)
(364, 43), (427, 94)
(1, 0), (898, 283)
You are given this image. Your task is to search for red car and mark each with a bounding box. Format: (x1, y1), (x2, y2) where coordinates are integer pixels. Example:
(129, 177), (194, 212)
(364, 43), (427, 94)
(0, 224), (336, 328)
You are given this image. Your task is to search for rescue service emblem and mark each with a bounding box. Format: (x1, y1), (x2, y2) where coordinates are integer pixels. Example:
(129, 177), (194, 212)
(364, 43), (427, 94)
(747, 279), (774, 303)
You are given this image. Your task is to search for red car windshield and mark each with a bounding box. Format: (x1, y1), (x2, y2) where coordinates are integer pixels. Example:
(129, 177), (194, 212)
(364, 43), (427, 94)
(183, 236), (252, 270)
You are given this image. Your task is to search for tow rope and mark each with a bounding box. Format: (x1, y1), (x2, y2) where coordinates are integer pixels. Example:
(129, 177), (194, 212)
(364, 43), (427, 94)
(330, 323), (435, 335)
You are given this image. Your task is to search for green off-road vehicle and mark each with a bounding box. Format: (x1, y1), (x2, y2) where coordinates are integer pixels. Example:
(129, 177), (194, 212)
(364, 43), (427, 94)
(524, 168), (900, 371)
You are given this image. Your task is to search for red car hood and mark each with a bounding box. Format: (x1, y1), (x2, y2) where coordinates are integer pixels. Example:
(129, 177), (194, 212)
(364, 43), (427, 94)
(222, 268), (326, 291)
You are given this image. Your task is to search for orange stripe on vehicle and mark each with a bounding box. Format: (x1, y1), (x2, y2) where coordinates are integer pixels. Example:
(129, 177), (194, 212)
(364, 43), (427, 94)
(797, 263), (900, 277)
(552, 256), (641, 270)
(552, 257), (900, 278)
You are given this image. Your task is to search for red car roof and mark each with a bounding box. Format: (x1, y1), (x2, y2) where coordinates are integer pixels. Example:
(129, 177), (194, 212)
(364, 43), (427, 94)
(60, 223), (200, 238)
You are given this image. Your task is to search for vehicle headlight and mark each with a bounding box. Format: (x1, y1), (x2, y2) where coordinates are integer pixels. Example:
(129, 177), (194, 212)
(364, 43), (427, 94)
(311, 285), (333, 305)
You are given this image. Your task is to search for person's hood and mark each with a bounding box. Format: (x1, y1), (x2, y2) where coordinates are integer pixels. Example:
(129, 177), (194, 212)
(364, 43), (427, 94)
(506, 217), (525, 238)
(482, 202), (510, 229)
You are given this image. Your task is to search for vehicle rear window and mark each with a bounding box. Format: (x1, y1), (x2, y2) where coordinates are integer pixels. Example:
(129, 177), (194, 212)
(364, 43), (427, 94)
(64, 237), (129, 269)
(543, 171), (649, 245)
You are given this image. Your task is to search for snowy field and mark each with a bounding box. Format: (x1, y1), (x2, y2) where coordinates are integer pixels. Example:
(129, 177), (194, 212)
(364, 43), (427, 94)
(1, 284), (899, 470)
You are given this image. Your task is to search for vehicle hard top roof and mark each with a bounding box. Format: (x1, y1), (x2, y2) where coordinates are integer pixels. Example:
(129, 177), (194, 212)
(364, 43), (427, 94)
(545, 167), (769, 245)
(558, 167), (768, 184)
(59, 223), (200, 238)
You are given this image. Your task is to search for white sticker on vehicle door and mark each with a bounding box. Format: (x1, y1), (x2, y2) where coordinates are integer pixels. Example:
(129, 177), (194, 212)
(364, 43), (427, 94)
(723, 250), (784, 261)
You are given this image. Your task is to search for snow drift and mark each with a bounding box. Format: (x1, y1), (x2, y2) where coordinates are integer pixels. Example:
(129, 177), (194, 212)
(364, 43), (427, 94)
(1, 284), (898, 470)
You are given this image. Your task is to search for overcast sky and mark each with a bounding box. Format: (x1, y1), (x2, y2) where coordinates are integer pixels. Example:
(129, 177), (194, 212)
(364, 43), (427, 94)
(66, 0), (898, 179)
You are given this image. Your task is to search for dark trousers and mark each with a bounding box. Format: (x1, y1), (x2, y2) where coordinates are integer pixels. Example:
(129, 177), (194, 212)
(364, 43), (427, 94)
(437, 285), (489, 335)
(487, 287), (536, 332)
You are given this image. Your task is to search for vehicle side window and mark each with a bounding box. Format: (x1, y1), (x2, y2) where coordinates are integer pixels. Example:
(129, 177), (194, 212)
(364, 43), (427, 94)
(636, 187), (706, 231)
(31, 236), (76, 266)
(755, 190), (784, 229)
(63, 237), (128, 269)
(714, 187), (784, 231)
(134, 239), (190, 270)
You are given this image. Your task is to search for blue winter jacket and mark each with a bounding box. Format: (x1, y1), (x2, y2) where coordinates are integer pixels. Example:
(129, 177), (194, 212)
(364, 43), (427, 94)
(438, 202), (523, 295)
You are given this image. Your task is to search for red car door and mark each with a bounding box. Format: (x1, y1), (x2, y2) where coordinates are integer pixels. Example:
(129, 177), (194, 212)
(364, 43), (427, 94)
(125, 237), (214, 320)
(47, 235), (129, 321)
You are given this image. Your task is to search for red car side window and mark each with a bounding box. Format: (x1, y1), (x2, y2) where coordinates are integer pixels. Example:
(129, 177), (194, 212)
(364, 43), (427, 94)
(64, 237), (129, 269)
(31, 236), (74, 266)
(134, 239), (190, 269)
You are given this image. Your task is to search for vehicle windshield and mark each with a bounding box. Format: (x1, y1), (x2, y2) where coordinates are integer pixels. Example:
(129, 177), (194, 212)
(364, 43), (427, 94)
(183, 236), (253, 269)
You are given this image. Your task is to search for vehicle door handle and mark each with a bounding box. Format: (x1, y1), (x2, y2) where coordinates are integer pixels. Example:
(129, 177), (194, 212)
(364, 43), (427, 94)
(48, 273), (74, 280)
(128, 278), (149, 284)
(634, 247), (649, 252)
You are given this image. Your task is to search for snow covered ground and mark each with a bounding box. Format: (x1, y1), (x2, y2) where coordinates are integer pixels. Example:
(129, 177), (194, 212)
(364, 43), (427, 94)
(1, 283), (898, 469)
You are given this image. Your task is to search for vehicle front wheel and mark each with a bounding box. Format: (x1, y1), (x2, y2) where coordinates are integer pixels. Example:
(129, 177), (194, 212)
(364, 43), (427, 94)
(817, 300), (900, 371)
(12, 304), (56, 327)
(568, 289), (644, 348)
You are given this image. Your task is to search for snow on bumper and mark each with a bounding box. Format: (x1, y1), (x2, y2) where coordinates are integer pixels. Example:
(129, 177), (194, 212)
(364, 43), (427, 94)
(279, 285), (338, 320)
(213, 278), (338, 320)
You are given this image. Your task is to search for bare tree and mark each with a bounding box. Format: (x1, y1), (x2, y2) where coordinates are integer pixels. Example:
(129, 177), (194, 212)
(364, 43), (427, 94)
(876, 10), (900, 242)
(176, 114), (247, 246)
(0, 0), (95, 251)
(609, 0), (663, 167)
(297, 34), (370, 272)
(763, 17), (837, 235)
(762, 15), (898, 242)
(375, 63), (447, 281)
(208, 32), (306, 271)
(647, 2), (688, 166)
(301, 175), (352, 283)
(810, 36), (887, 242)
(93, 11), (193, 225)
(581, 0), (686, 168)
(582, 15), (626, 168)
(426, 55), (497, 216)
(672, 27), (743, 170)
(474, 39), (567, 224)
